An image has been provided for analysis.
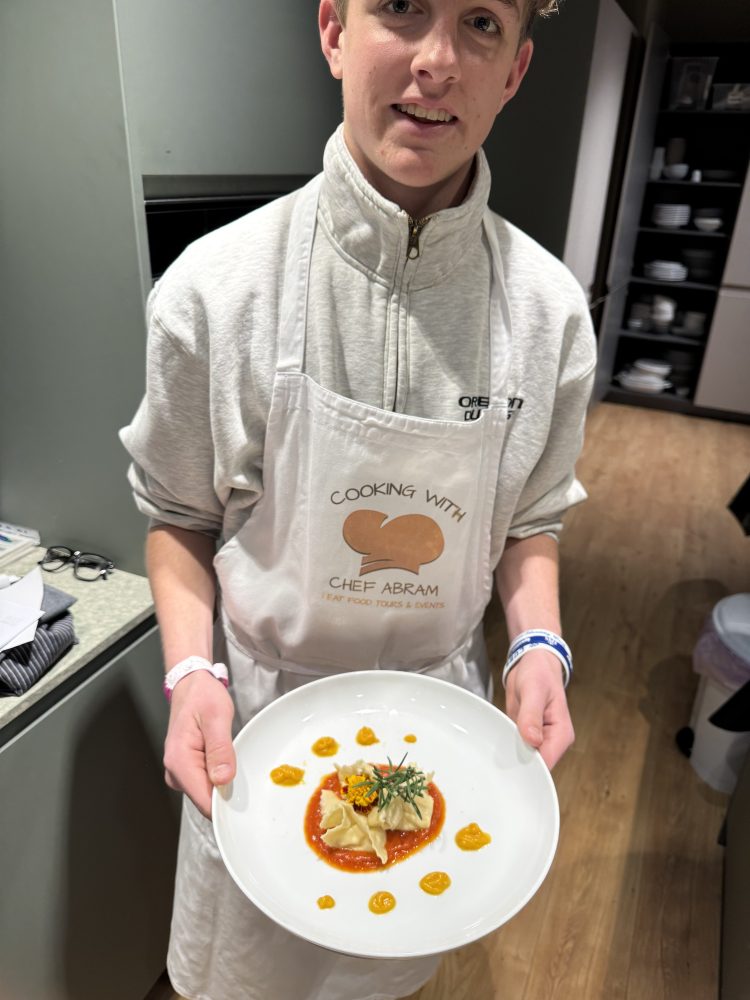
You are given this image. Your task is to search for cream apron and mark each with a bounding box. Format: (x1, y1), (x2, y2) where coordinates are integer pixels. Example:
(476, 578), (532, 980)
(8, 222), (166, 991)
(168, 176), (512, 1000)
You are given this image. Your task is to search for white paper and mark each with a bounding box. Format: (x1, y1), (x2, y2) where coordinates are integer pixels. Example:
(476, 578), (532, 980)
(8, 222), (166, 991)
(0, 566), (44, 650)
(0, 598), (42, 651)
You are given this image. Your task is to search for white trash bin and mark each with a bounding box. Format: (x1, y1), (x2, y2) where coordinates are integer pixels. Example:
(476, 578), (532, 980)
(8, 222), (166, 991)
(689, 594), (750, 794)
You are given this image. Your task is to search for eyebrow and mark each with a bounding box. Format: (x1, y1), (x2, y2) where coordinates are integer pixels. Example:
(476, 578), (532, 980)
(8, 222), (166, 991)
(491, 0), (521, 20)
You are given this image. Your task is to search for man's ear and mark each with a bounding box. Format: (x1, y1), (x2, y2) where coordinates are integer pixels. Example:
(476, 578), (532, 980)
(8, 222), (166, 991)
(319, 0), (345, 80)
(497, 38), (533, 114)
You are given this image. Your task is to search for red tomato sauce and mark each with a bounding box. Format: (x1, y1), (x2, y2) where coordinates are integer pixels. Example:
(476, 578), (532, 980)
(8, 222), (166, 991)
(304, 770), (445, 872)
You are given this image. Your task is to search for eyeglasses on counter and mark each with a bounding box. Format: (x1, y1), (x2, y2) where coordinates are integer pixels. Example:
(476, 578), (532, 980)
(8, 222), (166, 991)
(38, 545), (115, 581)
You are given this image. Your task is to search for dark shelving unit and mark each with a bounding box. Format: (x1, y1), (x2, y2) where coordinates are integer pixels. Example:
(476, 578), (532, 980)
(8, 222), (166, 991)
(597, 34), (750, 419)
(629, 276), (720, 291)
(638, 226), (728, 237)
(619, 329), (706, 348)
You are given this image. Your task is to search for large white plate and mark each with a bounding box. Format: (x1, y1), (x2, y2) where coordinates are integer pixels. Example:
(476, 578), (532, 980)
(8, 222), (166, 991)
(212, 670), (559, 959)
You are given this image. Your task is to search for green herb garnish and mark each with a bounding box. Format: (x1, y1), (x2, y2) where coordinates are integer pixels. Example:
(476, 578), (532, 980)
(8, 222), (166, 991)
(350, 754), (428, 819)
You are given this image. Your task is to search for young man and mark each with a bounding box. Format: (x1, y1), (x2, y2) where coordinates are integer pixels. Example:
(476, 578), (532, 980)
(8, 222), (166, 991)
(121, 2), (596, 997)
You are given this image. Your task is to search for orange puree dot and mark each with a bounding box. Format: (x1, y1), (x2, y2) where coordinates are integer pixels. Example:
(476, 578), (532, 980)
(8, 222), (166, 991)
(311, 736), (339, 757)
(368, 891), (396, 915)
(403, 734), (417, 743)
(269, 764), (304, 786)
(317, 895), (335, 910)
(419, 871), (451, 895)
(356, 726), (379, 746)
(455, 822), (492, 851)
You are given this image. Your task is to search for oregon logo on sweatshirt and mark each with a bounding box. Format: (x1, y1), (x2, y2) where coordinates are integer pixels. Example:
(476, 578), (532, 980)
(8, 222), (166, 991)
(457, 394), (524, 420)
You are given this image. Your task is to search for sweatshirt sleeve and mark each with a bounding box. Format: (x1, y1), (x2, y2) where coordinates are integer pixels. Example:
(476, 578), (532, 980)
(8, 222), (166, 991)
(507, 369), (594, 541)
(507, 306), (597, 542)
(119, 288), (225, 537)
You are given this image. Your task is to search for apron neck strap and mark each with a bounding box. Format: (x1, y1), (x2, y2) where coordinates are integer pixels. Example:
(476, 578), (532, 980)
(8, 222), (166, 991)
(482, 210), (513, 407)
(276, 175), (323, 374)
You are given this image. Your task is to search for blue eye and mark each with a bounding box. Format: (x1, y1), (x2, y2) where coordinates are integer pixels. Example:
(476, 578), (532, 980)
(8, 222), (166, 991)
(471, 15), (500, 34)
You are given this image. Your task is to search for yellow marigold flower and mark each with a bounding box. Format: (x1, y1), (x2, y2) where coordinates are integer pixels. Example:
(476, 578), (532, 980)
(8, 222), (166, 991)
(345, 774), (377, 808)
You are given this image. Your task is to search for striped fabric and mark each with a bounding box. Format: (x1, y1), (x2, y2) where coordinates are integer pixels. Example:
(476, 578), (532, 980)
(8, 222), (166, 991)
(0, 613), (77, 696)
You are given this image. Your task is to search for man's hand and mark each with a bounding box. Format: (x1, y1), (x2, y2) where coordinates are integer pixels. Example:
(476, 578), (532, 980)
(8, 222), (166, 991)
(503, 649), (574, 769)
(163, 670), (236, 818)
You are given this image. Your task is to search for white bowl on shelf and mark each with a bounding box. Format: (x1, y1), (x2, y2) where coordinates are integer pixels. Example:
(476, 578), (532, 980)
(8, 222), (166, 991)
(694, 217), (722, 232)
(633, 359), (672, 378)
(662, 164), (689, 180)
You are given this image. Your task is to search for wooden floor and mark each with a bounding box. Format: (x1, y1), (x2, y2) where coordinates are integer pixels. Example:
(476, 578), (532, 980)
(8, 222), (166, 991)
(157, 400), (750, 1000)
(411, 401), (750, 1000)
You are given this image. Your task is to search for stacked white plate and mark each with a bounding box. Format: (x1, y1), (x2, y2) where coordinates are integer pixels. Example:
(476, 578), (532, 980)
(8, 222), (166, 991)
(616, 367), (672, 394)
(652, 203), (691, 228)
(644, 260), (688, 282)
(652, 203), (691, 227)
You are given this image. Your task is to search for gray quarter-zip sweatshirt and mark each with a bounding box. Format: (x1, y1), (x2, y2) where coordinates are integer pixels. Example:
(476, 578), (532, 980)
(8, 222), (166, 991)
(121, 126), (596, 565)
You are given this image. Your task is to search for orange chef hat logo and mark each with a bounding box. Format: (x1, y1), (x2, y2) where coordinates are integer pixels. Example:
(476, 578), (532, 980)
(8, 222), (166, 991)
(343, 509), (445, 576)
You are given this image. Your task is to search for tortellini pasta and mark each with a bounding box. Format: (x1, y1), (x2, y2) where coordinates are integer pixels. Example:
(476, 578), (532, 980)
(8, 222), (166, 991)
(318, 760), (434, 863)
(376, 792), (433, 832)
(319, 790), (388, 862)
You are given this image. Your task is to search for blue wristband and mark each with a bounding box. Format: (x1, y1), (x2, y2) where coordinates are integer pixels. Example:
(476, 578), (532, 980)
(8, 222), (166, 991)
(503, 630), (572, 689)
(508, 629), (572, 665)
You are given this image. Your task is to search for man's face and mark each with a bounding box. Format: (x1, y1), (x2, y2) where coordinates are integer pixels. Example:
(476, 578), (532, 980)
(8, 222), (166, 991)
(320, 0), (533, 214)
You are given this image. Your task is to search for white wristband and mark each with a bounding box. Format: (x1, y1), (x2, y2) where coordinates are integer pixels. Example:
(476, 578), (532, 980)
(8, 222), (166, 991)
(163, 655), (229, 702)
(502, 630), (572, 689)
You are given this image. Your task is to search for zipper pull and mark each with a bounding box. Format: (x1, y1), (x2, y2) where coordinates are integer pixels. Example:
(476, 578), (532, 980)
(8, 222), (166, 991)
(407, 216), (431, 260)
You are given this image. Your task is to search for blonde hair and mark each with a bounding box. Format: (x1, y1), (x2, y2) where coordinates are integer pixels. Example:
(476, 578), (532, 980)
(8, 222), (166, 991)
(331, 0), (559, 41)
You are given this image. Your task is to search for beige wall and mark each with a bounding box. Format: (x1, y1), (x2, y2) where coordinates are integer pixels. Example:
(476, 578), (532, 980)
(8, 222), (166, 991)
(563, 0), (634, 298)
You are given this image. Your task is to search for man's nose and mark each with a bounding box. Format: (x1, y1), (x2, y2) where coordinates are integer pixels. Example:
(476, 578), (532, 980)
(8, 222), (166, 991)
(411, 22), (461, 84)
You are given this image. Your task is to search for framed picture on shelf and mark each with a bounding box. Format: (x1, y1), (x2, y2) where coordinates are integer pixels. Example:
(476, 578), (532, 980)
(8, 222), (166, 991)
(667, 57), (718, 111)
(711, 83), (750, 112)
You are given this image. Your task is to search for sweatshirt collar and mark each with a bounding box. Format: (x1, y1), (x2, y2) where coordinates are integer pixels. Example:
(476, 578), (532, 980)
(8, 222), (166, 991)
(318, 124), (491, 290)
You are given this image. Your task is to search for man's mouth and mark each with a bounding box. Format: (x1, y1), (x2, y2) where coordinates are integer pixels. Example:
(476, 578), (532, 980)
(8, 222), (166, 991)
(394, 103), (456, 124)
